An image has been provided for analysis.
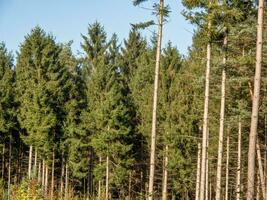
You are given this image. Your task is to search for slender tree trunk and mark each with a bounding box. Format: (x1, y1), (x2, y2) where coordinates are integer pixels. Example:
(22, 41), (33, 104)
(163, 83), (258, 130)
(42, 160), (45, 191)
(38, 161), (41, 184)
(256, 140), (266, 200)
(215, 32), (227, 200)
(247, 0), (264, 199)
(60, 154), (65, 200)
(7, 135), (11, 200)
(65, 163), (69, 200)
(28, 145), (33, 179)
(148, 1), (164, 199)
(200, 19), (211, 200)
(51, 150), (55, 200)
(98, 156), (102, 200)
(195, 143), (201, 200)
(128, 172), (132, 200)
(236, 121), (242, 200)
(45, 164), (48, 198)
(105, 156), (109, 200)
(2, 144), (4, 180)
(162, 145), (168, 200)
(34, 148), (37, 177)
(205, 128), (209, 200)
(225, 135), (229, 200)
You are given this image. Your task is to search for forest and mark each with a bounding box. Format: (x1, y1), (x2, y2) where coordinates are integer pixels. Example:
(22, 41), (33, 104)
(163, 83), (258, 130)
(0, 0), (267, 199)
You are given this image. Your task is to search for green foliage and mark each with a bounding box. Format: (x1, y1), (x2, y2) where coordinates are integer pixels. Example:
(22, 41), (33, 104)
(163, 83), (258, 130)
(11, 179), (43, 200)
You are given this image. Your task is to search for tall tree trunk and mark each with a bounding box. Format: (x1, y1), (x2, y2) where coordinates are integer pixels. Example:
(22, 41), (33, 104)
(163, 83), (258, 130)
(60, 154), (65, 200)
(162, 145), (168, 200)
(105, 156), (109, 200)
(148, 1), (164, 199)
(256, 140), (266, 200)
(7, 135), (11, 200)
(65, 163), (69, 200)
(98, 156), (102, 200)
(247, 0), (264, 199)
(50, 150), (55, 200)
(38, 161), (41, 184)
(200, 19), (211, 200)
(34, 148), (37, 177)
(128, 172), (132, 200)
(2, 144), (4, 180)
(195, 143), (201, 200)
(215, 32), (227, 200)
(225, 134), (229, 200)
(45, 164), (48, 198)
(205, 128), (209, 200)
(28, 145), (33, 179)
(42, 160), (45, 191)
(236, 121), (242, 200)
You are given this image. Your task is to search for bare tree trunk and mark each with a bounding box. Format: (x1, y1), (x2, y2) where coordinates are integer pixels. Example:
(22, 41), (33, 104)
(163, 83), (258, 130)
(128, 172), (132, 200)
(50, 150), (55, 200)
(65, 163), (69, 200)
(225, 135), (229, 200)
(256, 140), (266, 200)
(28, 145), (32, 179)
(247, 0), (264, 199)
(199, 19), (211, 200)
(105, 156), (109, 200)
(45, 164), (48, 198)
(60, 154), (65, 200)
(205, 129), (209, 200)
(7, 135), (11, 200)
(42, 160), (45, 191)
(196, 143), (201, 200)
(98, 156), (102, 200)
(162, 145), (168, 200)
(148, 1), (164, 200)
(34, 148), (37, 177)
(236, 121), (242, 200)
(2, 145), (4, 180)
(38, 161), (41, 183)
(215, 33), (227, 200)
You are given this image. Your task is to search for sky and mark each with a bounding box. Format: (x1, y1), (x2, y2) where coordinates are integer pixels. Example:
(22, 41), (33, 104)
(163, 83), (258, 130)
(0, 0), (195, 56)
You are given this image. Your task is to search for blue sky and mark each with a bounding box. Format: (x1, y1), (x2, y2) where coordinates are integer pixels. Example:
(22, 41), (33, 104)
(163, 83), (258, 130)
(0, 0), (194, 56)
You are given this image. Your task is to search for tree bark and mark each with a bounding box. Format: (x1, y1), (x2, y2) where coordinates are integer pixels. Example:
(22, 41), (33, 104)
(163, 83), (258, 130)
(162, 145), (168, 200)
(60, 154), (65, 200)
(256, 140), (266, 200)
(45, 164), (48, 198)
(205, 128), (209, 200)
(215, 33), (227, 200)
(148, 1), (164, 199)
(199, 21), (211, 200)
(105, 156), (109, 200)
(247, 0), (264, 199)
(51, 150), (55, 200)
(42, 160), (45, 191)
(28, 145), (33, 179)
(2, 144), (4, 180)
(65, 163), (69, 200)
(195, 143), (201, 200)
(98, 156), (102, 200)
(236, 121), (242, 200)
(34, 148), (37, 177)
(7, 135), (11, 200)
(38, 161), (41, 183)
(225, 134), (229, 200)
